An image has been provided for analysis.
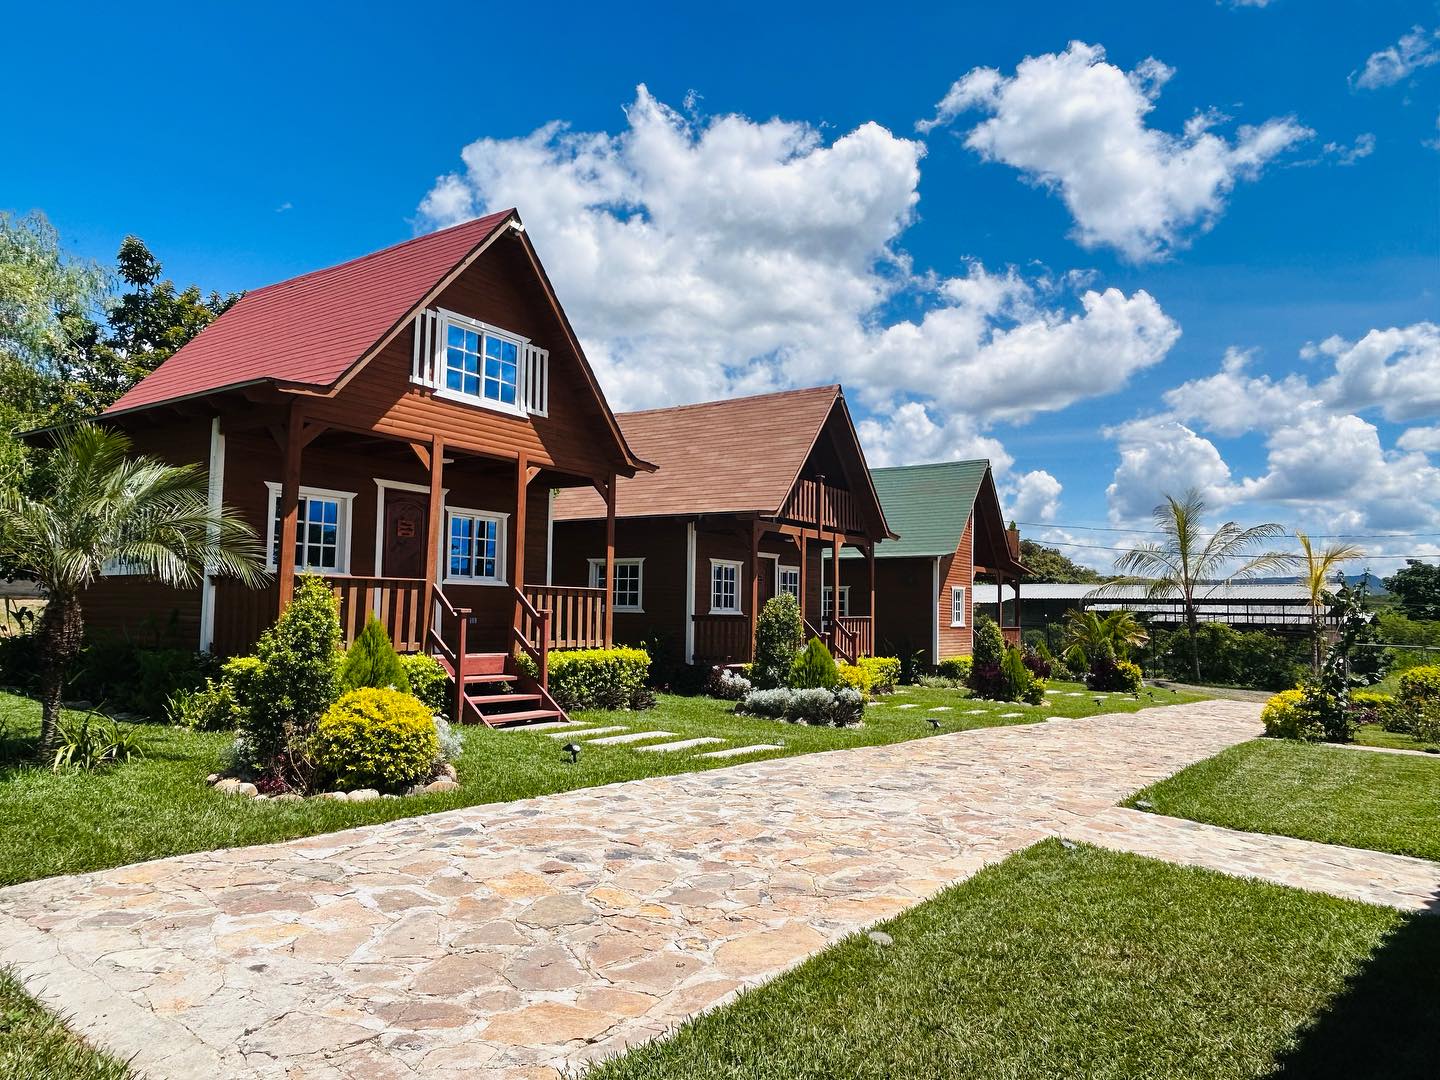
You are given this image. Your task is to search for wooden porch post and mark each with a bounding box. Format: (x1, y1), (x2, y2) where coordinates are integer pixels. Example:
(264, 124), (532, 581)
(995, 569), (1006, 629)
(514, 453), (529, 634)
(867, 542), (876, 620)
(604, 474), (616, 646)
(748, 521), (762, 659)
(831, 531), (842, 648)
(276, 407), (305, 613)
(799, 532), (808, 625)
(423, 435), (445, 642)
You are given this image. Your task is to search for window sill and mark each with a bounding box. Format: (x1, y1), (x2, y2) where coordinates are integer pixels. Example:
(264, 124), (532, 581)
(709, 608), (745, 617)
(431, 386), (528, 419)
(613, 606), (644, 614)
(443, 577), (509, 588)
(950, 622), (967, 628)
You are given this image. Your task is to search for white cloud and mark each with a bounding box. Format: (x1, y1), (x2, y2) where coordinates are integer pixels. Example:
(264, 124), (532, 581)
(420, 86), (1180, 472)
(1352, 26), (1440, 90)
(1311, 322), (1440, 422)
(1008, 469), (1063, 522)
(919, 42), (1311, 261)
(1398, 426), (1440, 453)
(1104, 417), (1234, 520)
(1321, 132), (1376, 165)
(1162, 346), (1318, 436)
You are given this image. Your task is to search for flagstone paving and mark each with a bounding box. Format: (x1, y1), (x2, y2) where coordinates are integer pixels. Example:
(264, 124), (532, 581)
(7, 699), (1434, 1080)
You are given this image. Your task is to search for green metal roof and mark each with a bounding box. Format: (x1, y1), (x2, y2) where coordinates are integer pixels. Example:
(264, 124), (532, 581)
(843, 460), (990, 559)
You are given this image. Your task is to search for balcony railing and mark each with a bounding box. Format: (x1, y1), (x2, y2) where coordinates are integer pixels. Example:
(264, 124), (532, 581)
(780, 479), (866, 533)
(693, 614), (753, 664)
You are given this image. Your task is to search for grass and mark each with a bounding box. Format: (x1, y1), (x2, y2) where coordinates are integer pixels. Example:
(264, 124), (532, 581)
(0, 680), (1207, 887)
(1128, 738), (1440, 861)
(585, 841), (1440, 1080)
(1354, 723), (1439, 753)
(0, 969), (129, 1080)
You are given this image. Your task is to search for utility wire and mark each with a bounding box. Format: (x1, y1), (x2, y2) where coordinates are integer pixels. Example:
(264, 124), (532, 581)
(1015, 520), (1440, 540)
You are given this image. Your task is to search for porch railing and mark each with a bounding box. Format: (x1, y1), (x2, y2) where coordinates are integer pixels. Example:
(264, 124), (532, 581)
(693, 614), (752, 664)
(834, 616), (873, 662)
(332, 576), (427, 653)
(781, 479), (866, 533)
(513, 586), (551, 687)
(1001, 626), (1022, 646)
(523, 584), (608, 650)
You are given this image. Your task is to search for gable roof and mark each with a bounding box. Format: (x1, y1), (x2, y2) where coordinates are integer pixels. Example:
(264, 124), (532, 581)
(553, 385), (881, 523)
(864, 460), (991, 558)
(105, 210), (517, 416)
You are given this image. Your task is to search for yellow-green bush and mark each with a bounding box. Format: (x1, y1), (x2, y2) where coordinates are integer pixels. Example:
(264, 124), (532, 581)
(1261, 688), (1322, 741)
(399, 653), (448, 714)
(548, 647), (652, 710)
(858, 656), (901, 695)
(937, 656), (973, 682)
(1391, 665), (1440, 741)
(836, 662), (874, 700)
(309, 688), (439, 792)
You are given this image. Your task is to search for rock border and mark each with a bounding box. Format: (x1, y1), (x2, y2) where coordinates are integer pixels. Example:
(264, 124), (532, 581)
(204, 761), (459, 802)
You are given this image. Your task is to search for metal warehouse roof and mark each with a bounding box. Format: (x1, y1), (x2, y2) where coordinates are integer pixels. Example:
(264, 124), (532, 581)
(973, 582), (1316, 603)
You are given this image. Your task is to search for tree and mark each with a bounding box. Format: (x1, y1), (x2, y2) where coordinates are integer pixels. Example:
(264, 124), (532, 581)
(753, 593), (803, 689)
(1103, 490), (1294, 682)
(1296, 532), (1364, 673)
(0, 424), (266, 757)
(1017, 539), (1104, 584)
(1058, 609), (1149, 667)
(77, 237), (238, 410)
(1384, 560), (1440, 622)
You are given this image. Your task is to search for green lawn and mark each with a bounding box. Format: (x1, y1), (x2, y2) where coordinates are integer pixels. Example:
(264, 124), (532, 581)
(0, 970), (129, 1080)
(1355, 723), (1439, 753)
(1128, 739), (1440, 861)
(585, 841), (1440, 1080)
(0, 681), (1206, 887)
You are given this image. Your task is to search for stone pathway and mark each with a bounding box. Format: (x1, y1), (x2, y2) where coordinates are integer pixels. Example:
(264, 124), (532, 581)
(4, 700), (1435, 1079)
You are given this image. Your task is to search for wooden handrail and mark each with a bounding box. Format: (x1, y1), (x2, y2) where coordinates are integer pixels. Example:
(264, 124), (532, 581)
(512, 585), (550, 687)
(832, 618), (858, 664)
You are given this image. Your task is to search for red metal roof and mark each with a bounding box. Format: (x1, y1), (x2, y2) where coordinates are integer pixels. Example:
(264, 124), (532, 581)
(104, 210), (516, 415)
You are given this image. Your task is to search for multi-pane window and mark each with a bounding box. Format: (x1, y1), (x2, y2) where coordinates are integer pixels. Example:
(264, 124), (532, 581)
(443, 314), (520, 409)
(951, 585), (967, 627)
(266, 485), (351, 572)
(710, 560), (742, 614)
(590, 558), (643, 611)
(822, 585), (850, 624)
(778, 565), (800, 600)
(447, 510), (504, 583)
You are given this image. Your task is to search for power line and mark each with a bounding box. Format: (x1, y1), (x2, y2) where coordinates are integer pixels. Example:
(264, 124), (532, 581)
(1033, 538), (1436, 560)
(1015, 521), (1440, 541)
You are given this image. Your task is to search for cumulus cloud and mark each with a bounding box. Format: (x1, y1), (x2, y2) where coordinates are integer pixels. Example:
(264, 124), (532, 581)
(1352, 26), (1440, 90)
(420, 86), (1180, 474)
(1398, 426), (1440, 453)
(1310, 323), (1440, 422)
(1008, 469), (1063, 522)
(1104, 417), (1234, 520)
(919, 42), (1311, 261)
(1161, 347), (1319, 436)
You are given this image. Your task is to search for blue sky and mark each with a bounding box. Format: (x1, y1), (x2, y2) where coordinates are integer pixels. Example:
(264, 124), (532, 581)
(5, 0), (1438, 572)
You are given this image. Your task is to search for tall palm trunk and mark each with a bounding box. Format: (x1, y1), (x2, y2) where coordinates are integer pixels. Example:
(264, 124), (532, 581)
(35, 593), (83, 759)
(1186, 602), (1201, 682)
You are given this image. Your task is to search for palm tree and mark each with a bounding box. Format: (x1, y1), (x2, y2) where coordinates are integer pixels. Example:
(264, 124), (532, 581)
(0, 424), (267, 757)
(1059, 609), (1149, 667)
(1099, 489), (1295, 682)
(1296, 531), (1364, 673)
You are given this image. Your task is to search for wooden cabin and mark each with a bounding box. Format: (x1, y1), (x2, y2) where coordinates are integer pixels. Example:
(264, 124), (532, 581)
(550, 386), (894, 671)
(89, 209), (651, 725)
(834, 461), (1027, 664)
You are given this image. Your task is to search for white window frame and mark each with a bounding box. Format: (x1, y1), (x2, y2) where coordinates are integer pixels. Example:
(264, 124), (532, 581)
(777, 563), (801, 600)
(434, 307), (528, 418)
(709, 559), (744, 615)
(822, 585), (851, 623)
(264, 482), (356, 574)
(950, 585), (967, 627)
(443, 506), (509, 586)
(589, 557), (645, 613)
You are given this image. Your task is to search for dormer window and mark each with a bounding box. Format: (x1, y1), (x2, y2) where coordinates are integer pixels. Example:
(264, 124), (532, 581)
(412, 306), (548, 416)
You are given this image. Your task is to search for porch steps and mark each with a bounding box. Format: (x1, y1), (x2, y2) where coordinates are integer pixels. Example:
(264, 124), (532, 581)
(438, 650), (566, 729)
(481, 708), (565, 727)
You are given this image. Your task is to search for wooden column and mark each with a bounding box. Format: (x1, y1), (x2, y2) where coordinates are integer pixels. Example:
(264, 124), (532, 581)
(867, 542), (876, 621)
(423, 435), (445, 641)
(513, 453), (530, 639)
(275, 407), (305, 613)
(604, 474), (616, 646)
(995, 569), (1006, 628)
(831, 531), (842, 634)
(748, 521), (762, 659)
(799, 532), (809, 626)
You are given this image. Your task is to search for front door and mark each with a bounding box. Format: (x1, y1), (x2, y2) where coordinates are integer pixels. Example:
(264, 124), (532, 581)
(382, 490), (429, 579)
(758, 557), (777, 608)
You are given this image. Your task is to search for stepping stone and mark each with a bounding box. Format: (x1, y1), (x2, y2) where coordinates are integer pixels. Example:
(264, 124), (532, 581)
(587, 730), (676, 746)
(637, 737), (725, 753)
(928, 706), (952, 712)
(700, 744), (784, 759)
(963, 709), (986, 715)
(1044, 689), (1060, 695)
(545, 725), (628, 739)
(505, 720), (579, 733)
(895, 704), (920, 710)
(999, 712), (1024, 718)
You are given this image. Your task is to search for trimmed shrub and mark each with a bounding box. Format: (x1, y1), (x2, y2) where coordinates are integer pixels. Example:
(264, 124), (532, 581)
(789, 638), (839, 690)
(937, 656), (973, 682)
(234, 575), (343, 779)
(752, 594), (803, 690)
(1022, 647), (1053, 680)
(399, 653), (449, 715)
(836, 662), (874, 700)
(1388, 665), (1440, 741)
(167, 680), (243, 731)
(971, 616), (1005, 671)
(309, 688), (440, 792)
(340, 617), (410, 694)
(1349, 689), (1393, 729)
(704, 666), (752, 700)
(736, 685), (863, 726)
(1088, 655), (1143, 694)
(1262, 689), (1318, 741)
(548, 647), (652, 711)
(858, 656), (900, 695)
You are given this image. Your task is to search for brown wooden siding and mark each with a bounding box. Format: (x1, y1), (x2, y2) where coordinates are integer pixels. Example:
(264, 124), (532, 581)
(938, 518), (975, 659)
